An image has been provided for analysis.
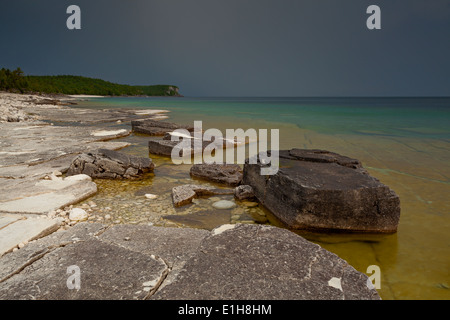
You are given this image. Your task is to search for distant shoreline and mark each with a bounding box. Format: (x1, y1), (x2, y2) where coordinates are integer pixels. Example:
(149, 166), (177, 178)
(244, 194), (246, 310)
(66, 94), (105, 98)
(0, 67), (183, 97)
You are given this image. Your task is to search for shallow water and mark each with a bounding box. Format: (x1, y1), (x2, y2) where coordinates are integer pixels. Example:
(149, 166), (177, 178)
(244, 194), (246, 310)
(79, 154), (269, 229)
(74, 96), (450, 300)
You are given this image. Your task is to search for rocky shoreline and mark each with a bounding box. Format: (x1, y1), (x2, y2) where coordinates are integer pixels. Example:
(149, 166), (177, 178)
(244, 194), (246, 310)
(0, 92), (383, 300)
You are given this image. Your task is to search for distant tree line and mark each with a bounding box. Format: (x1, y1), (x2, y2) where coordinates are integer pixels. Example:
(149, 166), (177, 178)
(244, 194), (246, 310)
(0, 68), (29, 93)
(0, 67), (181, 96)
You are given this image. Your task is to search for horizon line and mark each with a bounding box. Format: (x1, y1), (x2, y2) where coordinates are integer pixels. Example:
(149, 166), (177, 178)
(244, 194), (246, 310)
(143, 95), (450, 99)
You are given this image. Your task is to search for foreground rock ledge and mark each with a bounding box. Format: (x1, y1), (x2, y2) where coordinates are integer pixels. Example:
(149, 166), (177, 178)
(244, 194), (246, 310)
(0, 223), (380, 300)
(243, 149), (401, 233)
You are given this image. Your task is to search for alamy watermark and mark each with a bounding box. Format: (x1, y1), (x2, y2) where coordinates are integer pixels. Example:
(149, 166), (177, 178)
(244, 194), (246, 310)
(367, 265), (381, 289)
(169, 121), (280, 175)
(66, 5), (81, 30)
(66, 5), (381, 31)
(66, 265), (81, 290)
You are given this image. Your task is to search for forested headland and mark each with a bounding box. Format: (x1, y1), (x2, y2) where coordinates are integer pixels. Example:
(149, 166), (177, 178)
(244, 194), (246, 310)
(0, 67), (181, 96)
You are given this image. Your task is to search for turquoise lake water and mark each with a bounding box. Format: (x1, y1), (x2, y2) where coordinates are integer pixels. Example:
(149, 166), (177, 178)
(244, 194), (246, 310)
(76, 96), (450, 300)
(80, 96), (450, 138)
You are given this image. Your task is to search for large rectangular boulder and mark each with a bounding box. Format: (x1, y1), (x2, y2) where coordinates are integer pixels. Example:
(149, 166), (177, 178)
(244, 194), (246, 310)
(243, 149), (401, 233)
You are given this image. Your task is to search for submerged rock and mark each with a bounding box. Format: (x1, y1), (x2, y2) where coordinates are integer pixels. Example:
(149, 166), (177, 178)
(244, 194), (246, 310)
(212, 200), (236, 210)
(234, 184), (255, 200)
(172, 184), (234, 207)
(243, 149), (401, 233)
(163, 209), (231, 231)
(240, 200), (259, 208)
(66, 149), (154, 179)
(190, 163), (243, 186)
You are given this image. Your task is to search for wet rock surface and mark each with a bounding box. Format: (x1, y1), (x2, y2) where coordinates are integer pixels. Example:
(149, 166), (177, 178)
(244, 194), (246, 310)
(66, 148), (155, 179)
(190, 163), (243, 186)
(148, 138), (184, 157)
(234, 184), (255, 200)
(163, 209), (232, 231)
(243, 149), (401, 233)
(172, 184), (234, 207)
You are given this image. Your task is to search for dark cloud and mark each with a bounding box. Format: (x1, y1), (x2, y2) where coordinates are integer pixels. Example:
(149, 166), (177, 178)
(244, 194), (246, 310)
(1, 0), (449, 96)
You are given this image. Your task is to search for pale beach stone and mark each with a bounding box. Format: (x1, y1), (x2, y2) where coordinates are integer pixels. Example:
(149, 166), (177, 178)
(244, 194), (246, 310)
(69, 208), (88, 222)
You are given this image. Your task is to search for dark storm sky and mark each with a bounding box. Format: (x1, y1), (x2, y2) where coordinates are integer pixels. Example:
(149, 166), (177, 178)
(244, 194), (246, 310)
(1, 0), (449, 97)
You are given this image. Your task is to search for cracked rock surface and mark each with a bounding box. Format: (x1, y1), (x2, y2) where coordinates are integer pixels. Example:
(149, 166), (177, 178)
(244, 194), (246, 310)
(0, 175), (97, 215)
(0, 223), (380, 300)
(153, 223), (380, 300)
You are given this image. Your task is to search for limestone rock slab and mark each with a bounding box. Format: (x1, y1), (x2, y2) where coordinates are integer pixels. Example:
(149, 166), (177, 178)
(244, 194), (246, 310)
(0, 214), (25, 230)
(0, 175), (97, 214)
(0, 217), (62, 257)
(153, 224), (381, 300)
(0, 223), (106, 282)
(243, 149), (401, 233)
(190, 163), (243, 186)
(132, 119), (193, 136)
(0, 222), (380, 300)
(98, 224), (209, 289)
(0, 238), (168, 300)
